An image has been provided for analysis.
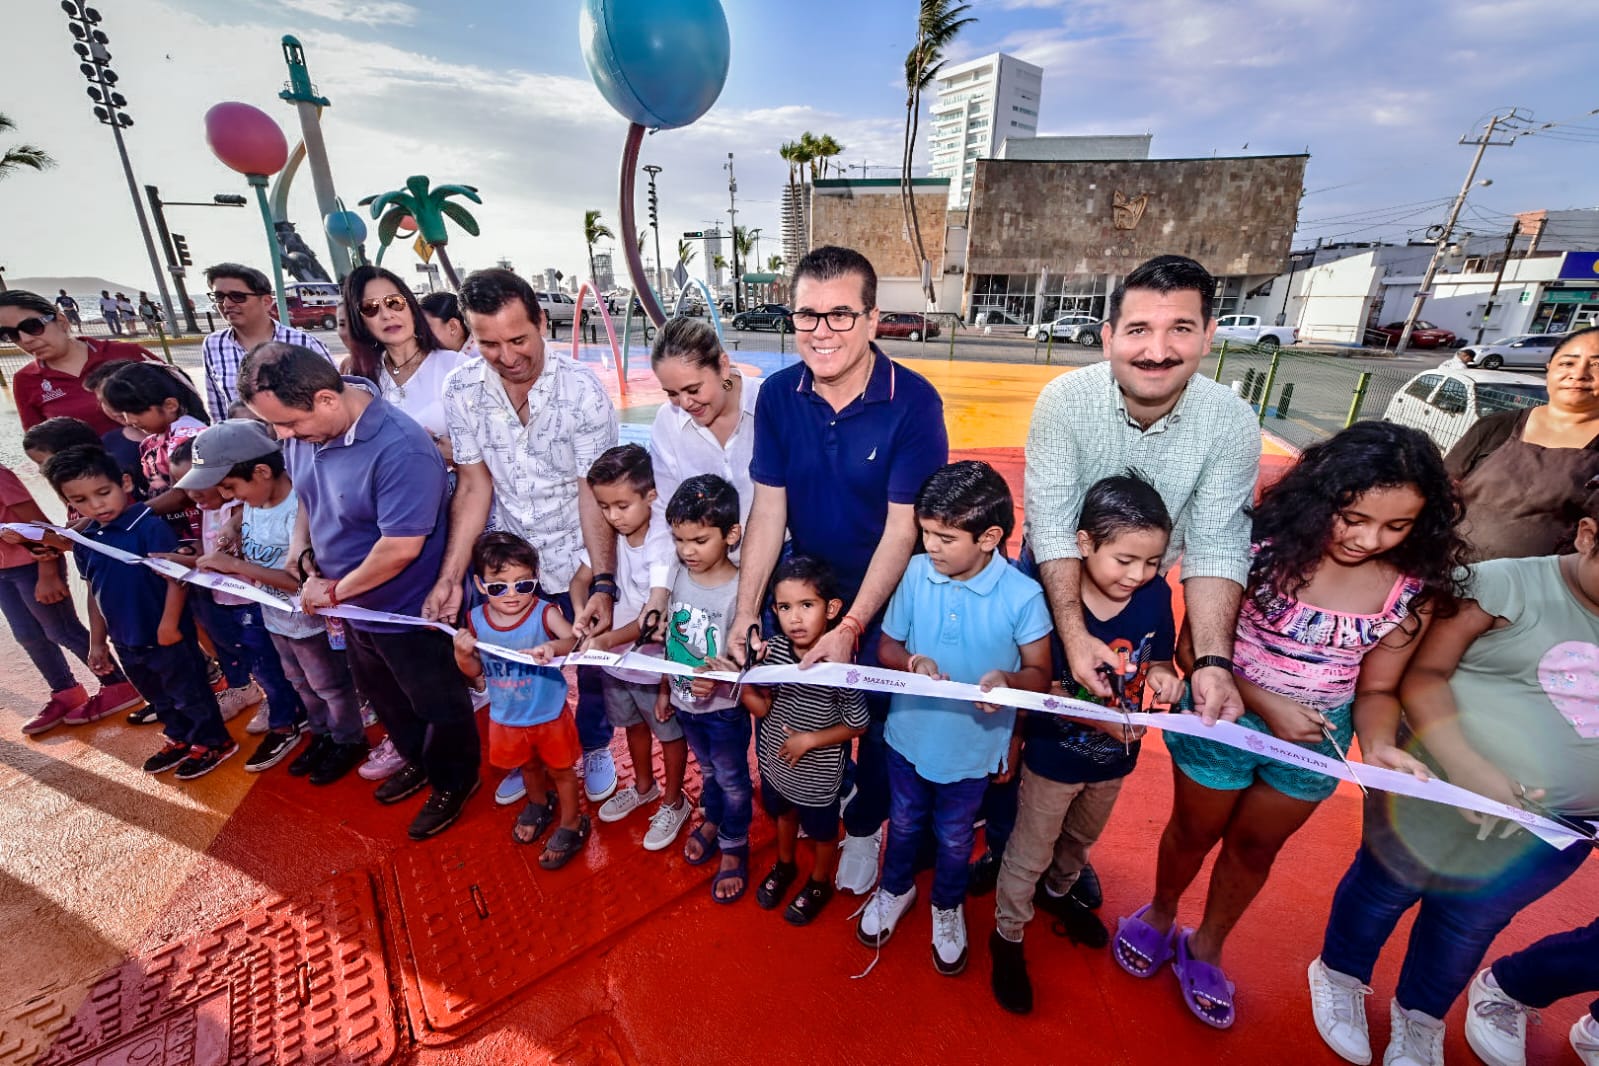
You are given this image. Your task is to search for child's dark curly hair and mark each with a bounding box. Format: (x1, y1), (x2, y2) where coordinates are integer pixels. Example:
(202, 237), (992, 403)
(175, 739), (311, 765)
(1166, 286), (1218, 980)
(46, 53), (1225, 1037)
(1248, 421), (1468, 621)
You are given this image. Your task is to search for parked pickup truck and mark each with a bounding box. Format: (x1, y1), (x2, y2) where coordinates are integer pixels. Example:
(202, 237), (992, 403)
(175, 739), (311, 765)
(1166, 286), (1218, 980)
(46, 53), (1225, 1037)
(1213, 314), (1298, 348)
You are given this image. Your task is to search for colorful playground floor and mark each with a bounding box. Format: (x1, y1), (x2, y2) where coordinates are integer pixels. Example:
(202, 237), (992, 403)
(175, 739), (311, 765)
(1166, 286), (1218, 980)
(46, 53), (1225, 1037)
(0, 351), (1590, 1065)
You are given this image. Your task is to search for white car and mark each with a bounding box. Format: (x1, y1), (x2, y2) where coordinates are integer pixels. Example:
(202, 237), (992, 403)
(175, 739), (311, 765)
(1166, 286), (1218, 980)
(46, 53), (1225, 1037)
(535, 291), (586, 328)
(1026, 313), (1099, 339)
(1213, 314), (1297, 348)
(1458, 332), (1567, 370)
(1381, 368), (1548, 455)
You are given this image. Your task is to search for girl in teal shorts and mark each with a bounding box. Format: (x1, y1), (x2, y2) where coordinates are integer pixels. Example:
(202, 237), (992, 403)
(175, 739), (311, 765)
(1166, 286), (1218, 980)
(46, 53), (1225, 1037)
(1113, 422), (1469, 1030)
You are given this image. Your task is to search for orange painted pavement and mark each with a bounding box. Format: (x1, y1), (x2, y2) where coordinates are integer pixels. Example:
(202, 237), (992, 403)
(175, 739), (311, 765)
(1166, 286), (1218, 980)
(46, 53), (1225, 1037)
(0, 357), (1589, 1065)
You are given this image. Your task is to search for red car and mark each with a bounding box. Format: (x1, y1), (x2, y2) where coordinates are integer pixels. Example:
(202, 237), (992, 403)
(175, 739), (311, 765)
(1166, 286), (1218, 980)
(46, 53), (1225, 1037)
(875, 312), (941, 341)
(1370, 320), (1458, 349)
(274, 295), (338, 331)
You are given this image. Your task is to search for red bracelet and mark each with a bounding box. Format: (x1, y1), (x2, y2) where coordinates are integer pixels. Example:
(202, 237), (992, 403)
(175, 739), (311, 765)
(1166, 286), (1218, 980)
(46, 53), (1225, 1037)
(838, 614), (864, 653)
(327, 578), (342, 607)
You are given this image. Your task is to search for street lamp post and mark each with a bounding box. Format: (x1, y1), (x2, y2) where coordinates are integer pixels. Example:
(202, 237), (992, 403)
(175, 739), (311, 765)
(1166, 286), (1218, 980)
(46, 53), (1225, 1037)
(62, 0), (179, 334)
(1276, 252), (1307, 327)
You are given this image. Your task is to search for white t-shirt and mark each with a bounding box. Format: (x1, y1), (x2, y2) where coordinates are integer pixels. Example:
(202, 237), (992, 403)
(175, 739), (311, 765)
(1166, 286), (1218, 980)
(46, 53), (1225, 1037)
(241, 489), (323, 639)
(381, 348), (474, 440)
(579, 528), (671, 623)
(646, 372), (762, 575)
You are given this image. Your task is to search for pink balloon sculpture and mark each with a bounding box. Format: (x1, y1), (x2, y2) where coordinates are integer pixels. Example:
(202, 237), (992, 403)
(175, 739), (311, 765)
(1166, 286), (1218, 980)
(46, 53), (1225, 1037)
(204, 102), (289, 176)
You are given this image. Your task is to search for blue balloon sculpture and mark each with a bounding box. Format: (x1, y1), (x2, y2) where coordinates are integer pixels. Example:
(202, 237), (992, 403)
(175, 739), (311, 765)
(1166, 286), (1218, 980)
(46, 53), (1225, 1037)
(324, 209), (367, 247)
(579, 0), (730, 130)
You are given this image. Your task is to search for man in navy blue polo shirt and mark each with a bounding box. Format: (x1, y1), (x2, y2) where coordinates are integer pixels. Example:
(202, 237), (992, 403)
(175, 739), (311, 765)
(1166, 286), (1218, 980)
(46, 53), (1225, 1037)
(733, 245), (948, 895)
(239, 342), (480, 840)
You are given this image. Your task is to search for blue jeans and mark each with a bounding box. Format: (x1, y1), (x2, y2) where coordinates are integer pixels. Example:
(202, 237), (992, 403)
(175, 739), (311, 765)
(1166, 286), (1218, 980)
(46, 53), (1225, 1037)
(0, 560), (121, 691)
(194, 595), (303, 729)
(1494, 917), (1599, 1023)
(881, 745), (989, 909)
(678, 707), (753, 850)
(549, 591), (614, 754)
(189, 589), (250, 688)
(116, 637), (229, 748)
(1321, 833), (1592, 1018)
(978, 774), (1021, 860)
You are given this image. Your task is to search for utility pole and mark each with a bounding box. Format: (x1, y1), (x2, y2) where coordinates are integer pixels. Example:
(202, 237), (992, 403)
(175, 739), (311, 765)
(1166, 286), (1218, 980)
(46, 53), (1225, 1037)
(1475, 222), (1522, 345)
(1395, 110), (1524, 355)
(643, 164), (665, 300)
(725, 153), (742, 313)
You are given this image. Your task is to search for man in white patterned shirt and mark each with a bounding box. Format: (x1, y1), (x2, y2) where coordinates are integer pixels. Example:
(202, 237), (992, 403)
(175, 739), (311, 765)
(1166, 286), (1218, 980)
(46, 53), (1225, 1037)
(1025, 255), (1257, 725)
(200, 263), (332, 421)
(425, 268), (623, 803)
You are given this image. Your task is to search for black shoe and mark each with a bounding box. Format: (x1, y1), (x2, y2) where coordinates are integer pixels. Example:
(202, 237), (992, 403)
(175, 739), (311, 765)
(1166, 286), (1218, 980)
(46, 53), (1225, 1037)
(173, 740), (239, 781)
(407, 780), (480, 840)
(289, 733), (336, 777)
(142, 739), (191, 774)
(968, 849), (1001, 897)
(1069, 862), (1102, 910)
(127, 705), (160, 725)
(245, 726), (303, 773)
(309, 741), (369, 786)
(990, 930), (1034, 1015)
(1036, 882), (1109, 948)
(374, 762), (426, 804)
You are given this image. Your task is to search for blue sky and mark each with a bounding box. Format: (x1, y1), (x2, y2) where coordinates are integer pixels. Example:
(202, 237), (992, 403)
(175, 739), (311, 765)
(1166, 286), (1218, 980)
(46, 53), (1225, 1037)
(3, 0), (1597, 291)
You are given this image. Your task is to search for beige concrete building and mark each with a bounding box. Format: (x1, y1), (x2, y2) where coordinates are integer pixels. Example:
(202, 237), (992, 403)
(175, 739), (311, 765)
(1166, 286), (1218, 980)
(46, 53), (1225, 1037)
(808, 177), (964, 312)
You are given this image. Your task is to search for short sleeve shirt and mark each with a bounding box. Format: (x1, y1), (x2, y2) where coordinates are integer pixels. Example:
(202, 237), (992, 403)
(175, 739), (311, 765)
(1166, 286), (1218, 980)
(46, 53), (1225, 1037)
(749, 349), (947, 600)
(140, 415), (207, 541)
(241, 489), (323, 639)
(12, 338), (162, 433)
(282, 380), (449, 628)
(379, 348), (474, 440)
(0, 466), (42, 569)
(444, 354), (618, 594)
(882, 552), (1053, 783)
(756, 635), (869, 805)
(74, 503), (183, 648)
(664, 568), (740, 714)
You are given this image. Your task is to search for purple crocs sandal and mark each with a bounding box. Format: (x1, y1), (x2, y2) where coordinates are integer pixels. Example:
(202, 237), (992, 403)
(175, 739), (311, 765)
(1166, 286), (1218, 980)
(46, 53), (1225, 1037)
(1173, 930), (1236, 1029)
(1114, 904), (1177, 978)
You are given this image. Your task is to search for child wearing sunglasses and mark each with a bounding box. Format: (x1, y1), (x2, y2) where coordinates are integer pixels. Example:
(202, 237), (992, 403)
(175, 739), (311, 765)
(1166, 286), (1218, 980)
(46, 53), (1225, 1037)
(453, 531), (590, 869)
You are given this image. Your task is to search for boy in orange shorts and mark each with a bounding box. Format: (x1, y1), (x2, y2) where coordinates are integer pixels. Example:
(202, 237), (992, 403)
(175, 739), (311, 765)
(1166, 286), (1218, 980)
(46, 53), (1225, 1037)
(453, 532), (588, 869)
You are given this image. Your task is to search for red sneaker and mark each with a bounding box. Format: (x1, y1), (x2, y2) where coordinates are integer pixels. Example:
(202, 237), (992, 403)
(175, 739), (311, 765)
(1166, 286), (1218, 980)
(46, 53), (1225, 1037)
(67, 680), (144, 725)
(22, 685), (90, 736)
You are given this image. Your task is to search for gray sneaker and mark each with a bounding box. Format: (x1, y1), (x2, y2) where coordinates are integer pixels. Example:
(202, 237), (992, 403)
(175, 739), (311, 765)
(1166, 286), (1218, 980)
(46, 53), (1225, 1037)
(599, 780), (661, 823)
(1383, 998), (1444, 1066)
(1309, 956), (1373, 1065)
(217, 682), (263, 722)
(642, 796), (691, 851)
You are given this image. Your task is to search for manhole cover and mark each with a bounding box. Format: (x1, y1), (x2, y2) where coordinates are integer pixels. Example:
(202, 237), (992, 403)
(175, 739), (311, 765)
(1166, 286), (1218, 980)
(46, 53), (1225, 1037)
(0, 870), (396, 1066)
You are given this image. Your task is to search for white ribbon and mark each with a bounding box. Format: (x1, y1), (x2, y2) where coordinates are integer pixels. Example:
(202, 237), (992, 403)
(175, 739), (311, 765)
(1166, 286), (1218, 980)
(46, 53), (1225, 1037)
(10, 521), (1587, 850)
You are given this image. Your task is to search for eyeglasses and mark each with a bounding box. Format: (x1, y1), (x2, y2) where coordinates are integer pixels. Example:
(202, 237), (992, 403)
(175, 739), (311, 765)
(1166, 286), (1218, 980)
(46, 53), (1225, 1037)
(483, 579), (538, 597)
(359, 294), (409, 318)
(789, 308), (872, 332)
(209, 290), (262, 305)
(0, 314), (57, 345)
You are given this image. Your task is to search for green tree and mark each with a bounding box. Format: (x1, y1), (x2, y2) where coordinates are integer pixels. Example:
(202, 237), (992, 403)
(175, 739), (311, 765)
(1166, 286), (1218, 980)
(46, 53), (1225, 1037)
(767, 254), (784, 273)
(0, 113), (53, 182)
(583, 209), (615, 288)
(676, 238), (698, 268)
(903, 1), (976, 306)
(814, 133), (845, 179)
(359, 175), (482, 287)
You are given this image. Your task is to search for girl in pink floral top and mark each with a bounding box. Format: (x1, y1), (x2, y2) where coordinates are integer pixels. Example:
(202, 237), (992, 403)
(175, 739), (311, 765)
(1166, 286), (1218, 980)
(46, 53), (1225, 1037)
(100, 362), (210, 541)
(1115, 423), (1469, 1031)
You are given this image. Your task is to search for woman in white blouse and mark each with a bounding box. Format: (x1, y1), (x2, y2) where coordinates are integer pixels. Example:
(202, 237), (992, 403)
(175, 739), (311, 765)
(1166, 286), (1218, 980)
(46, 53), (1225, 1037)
(341, 265), (473, 462)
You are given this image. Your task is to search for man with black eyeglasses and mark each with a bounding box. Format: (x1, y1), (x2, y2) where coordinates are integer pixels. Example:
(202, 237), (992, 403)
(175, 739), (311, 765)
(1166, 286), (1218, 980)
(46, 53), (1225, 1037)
(731, 245), (949, 897)
(200, 263), (332, 421)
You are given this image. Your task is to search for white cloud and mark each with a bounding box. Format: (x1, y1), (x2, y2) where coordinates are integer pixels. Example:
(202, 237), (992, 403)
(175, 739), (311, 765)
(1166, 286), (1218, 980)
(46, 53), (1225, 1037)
(274, 0), (419, 27)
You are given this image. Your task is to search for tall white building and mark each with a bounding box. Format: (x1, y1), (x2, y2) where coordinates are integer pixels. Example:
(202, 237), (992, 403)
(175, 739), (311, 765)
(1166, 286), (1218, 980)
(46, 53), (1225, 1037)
(780, 183), (807, 270)
(928, 52), (1043, 208)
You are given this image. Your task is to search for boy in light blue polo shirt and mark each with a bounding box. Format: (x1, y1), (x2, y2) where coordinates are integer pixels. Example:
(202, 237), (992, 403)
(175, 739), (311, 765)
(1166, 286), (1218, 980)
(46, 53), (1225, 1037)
(857, 461), (1053, 976)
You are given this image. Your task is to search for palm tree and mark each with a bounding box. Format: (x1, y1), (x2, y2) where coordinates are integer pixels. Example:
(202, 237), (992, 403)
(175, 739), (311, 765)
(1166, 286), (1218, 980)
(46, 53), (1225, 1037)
(903, 1), (976, 305)
(767, 254), (784, 274)
(676, 238), (697, 267)
(815, 133), (845, 179)
(0, 112), (53, 182)
(359, 175), (482, 287)
(582, 209), (615, 288)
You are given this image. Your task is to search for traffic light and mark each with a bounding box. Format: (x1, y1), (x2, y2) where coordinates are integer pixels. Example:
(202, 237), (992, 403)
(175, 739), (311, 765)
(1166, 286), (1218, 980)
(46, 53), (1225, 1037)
(172, 233), (192, 267)
(648, 188), (659, 228)
(682, 230), (704, 239)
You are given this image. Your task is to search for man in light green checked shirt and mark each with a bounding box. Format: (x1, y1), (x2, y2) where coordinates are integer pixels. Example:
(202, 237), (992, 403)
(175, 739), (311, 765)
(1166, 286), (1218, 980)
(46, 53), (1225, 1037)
(1024, 255), (1260, 725)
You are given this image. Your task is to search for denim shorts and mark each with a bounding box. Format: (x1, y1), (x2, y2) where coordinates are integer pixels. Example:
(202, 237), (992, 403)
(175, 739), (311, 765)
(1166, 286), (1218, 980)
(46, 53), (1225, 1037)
(1165, 700), (1352, 803)
(760, 775), (842, 842)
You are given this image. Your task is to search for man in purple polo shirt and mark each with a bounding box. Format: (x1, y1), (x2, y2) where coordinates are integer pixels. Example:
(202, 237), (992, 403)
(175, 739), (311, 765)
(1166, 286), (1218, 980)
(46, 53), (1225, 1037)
(239, 341), (479, 840)
(731, 245), (949, 896)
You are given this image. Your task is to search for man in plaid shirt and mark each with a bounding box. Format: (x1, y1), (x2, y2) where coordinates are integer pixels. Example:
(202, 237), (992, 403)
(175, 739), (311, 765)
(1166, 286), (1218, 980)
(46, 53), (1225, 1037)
(200, 263), (332, 421)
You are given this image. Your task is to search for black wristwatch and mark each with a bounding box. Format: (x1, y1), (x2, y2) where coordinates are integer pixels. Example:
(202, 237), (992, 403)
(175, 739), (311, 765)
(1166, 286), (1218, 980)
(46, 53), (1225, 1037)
(1191, 655), (1235, 675)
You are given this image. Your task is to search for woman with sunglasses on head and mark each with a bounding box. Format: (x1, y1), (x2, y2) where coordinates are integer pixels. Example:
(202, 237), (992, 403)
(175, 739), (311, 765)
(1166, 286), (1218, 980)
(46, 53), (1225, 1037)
(342, 266), (472, 464)
(1, 290), (163, 434)
(420, 291), (477, 357)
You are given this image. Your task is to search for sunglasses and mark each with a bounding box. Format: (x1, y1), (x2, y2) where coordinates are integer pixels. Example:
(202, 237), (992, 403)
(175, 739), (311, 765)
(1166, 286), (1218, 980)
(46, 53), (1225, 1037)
(209, 290), (263, 305)
(359, 294), (409, 318)
(483, 579), (538, 597)
(0, 313), (57, 345)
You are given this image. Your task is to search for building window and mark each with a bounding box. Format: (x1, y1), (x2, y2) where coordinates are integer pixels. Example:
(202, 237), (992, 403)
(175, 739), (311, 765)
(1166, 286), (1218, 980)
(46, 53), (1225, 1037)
(1211, 276), (1246, 318)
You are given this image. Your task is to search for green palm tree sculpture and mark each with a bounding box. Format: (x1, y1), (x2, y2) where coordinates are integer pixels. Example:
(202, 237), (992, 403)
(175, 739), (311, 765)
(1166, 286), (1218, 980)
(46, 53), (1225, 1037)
(359, 175), (482, 288)
(0, 112), (54, 182)
(583, 210), (615, 289)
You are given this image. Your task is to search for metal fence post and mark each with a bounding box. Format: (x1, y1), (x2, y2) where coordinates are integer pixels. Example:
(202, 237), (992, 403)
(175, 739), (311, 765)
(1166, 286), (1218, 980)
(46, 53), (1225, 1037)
(1345, 372), (1372, 428)
(1256, 351), (1281, 426)
(1046, 329), (1055, 364)
(1214, 341), (1228, 381)
(155, 323), (174, 364)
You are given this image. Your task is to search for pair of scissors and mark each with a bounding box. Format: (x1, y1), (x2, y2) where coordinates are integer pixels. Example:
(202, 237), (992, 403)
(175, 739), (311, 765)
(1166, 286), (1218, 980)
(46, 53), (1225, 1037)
(1516, 791), (1598, 846)
(626, 608), (664, 655)
(294, 546), (319, 588)
(730, 623), (763, 700)
(1094, 662), (1138, 755)
(1317, 717), (1370, 797)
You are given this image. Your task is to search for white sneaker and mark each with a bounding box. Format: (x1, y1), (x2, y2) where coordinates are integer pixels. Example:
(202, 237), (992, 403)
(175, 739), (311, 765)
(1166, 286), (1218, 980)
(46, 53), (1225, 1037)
(835, 828), (883, 895)
(495, 768), (527, 806)
(642, 796), (691, 851)
(1572, 1015), (1599, 1066)
(1309, 957), (1374, 1064)
(856, 884), (916, 947)
(599, 780), (661, 823)
(582, 748), (618, 803)
(1383, 999), (1445, 1066)
(930, 903), (968, 975)
(357, 736), (406, 781)
(1465, 969), (1530, 1066)
(217, 682), (263, 721)
(244, 704), (271, 735)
